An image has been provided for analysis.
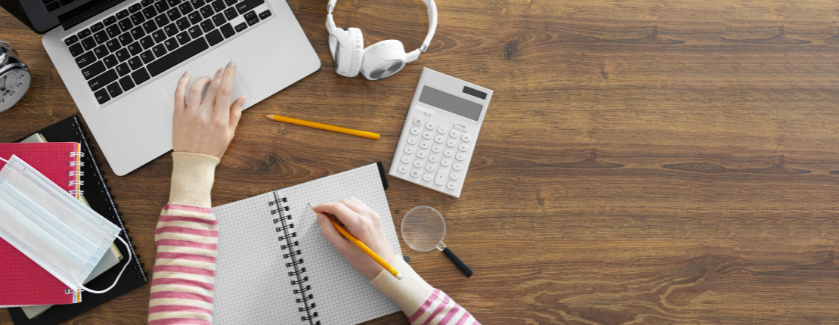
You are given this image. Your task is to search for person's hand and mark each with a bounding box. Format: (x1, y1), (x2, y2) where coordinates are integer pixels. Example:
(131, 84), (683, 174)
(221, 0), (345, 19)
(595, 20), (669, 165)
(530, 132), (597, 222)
(314, 198), (396, 280)
(172, 62), (246, 158)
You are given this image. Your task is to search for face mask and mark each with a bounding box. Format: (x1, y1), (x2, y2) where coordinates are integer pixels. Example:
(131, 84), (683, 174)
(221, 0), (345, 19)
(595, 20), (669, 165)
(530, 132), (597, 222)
(0, 155), (131, 294)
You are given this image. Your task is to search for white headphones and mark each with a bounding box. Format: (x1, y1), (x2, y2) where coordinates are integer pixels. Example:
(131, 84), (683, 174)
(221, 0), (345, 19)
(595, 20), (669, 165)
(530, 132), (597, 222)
(326, 0), (438, 80)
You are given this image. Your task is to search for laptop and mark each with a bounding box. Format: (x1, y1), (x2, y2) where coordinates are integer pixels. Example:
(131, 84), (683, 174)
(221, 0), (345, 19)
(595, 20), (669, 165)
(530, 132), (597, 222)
(1, 0), (320, 175)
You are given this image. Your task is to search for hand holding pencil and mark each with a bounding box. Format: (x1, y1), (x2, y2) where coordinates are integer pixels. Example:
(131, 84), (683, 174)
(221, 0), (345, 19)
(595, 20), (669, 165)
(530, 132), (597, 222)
(311, 198), (401, 280)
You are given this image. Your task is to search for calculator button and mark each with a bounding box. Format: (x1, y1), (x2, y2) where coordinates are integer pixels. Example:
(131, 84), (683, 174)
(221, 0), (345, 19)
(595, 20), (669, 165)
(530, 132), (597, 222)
(416, 151), (428, 159)
(413, 160), (424, 168)
(422, 174), (433, 182)
(434, 135), (445, 144)
(401, 156), (411, 164)
(410, 127), (421, 135)
(425, 164), (437, 172)
(449, 172), (461, 181)
(404, 146), (415, 154)
(458, 143), (469, 152)
(461, 134), (472, 142)
(422, 131), (433, 140)
(407, 137), (418, 145)
(398, 165), (409, 174)
(412, 118), (422, 126)
(419, 141), (430, 149)
(443, 149), (454, 157)
(437, 125), (448, 134)
(441, 159), (452, 167)
(425, 121), (436, 130)
(455, 153), (466, 161)
(428, 155), (440, 163)
(449, 130), (461, 138)
(453, 163), (463, 171)
(431, 145), (442, 153)
(446, 139), (457, 148)
(410, 169), (421, 178)
(435, 169), (449, 185)
(446, 182), (457, 190)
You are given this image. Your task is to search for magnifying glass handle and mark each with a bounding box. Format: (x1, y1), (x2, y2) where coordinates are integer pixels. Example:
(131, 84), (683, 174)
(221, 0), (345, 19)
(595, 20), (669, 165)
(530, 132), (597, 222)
(442, 247), (473, 278)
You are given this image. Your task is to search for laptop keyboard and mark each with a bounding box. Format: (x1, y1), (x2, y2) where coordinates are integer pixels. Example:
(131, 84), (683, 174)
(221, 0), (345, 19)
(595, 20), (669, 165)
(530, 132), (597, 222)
(63, 0), (272, 105)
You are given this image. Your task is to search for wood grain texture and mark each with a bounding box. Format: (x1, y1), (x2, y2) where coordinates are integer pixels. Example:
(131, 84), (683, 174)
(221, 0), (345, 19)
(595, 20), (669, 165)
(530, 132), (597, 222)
(3, 0), (839, 324)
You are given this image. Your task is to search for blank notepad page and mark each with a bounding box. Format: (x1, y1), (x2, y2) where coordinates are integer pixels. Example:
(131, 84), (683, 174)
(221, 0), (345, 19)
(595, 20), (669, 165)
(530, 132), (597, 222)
(212, 164), (402, 324)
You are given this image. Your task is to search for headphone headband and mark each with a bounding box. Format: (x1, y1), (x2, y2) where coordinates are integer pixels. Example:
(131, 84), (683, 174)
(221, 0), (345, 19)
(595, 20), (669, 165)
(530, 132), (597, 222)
(327, 0), (437, 53)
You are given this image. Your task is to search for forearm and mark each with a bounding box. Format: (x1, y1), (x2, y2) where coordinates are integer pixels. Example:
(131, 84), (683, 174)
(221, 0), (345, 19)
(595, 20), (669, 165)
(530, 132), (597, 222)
(148, 153), (220, 324)
(372, 255), (479, 325)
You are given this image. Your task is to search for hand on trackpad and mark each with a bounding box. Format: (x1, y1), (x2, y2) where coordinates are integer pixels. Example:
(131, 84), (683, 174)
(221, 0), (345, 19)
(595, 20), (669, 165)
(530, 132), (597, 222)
(161, 53), (251, 108)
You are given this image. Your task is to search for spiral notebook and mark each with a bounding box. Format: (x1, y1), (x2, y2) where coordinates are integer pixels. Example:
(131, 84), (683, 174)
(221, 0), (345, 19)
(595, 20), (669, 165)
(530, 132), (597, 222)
(6, 115), (148, 325)
(212, 163), (402, 325)
(0, 142), (85, 307)
(0, 142), (83, 199)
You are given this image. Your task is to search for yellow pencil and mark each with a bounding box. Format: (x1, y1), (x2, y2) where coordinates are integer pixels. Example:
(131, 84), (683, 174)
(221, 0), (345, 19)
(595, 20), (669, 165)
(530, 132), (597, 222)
(264, 115), (380, 140)
(309, 204), (402, 280)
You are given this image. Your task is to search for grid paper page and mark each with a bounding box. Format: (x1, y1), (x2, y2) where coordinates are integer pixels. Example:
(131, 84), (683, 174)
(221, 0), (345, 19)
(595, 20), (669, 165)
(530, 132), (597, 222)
(280, 163), (402, 325)
(212, 191), (301, 324)
(211, 164), (402, 324)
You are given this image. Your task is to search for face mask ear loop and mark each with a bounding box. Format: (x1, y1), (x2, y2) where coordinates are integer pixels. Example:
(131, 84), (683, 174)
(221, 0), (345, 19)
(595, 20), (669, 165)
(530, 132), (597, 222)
(80, 235), (132, 294)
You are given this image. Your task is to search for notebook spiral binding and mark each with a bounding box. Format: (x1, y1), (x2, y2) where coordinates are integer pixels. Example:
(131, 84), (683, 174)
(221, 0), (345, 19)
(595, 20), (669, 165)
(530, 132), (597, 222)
(72, 119), (148, 281)
(270, 192), (320, 325)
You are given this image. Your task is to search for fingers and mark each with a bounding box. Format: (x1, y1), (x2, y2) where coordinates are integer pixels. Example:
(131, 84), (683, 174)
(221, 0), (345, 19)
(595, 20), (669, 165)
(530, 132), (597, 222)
(313, 202), (361, 228)
(187, 77), (211, 111)
(200, 68), (224, 112)
(215, 62), (236, 119)
(229, 96), (245, 129)
(173, 71), (190, 112)
(340, 197), (375, 217)
(317, 213), (351, 252)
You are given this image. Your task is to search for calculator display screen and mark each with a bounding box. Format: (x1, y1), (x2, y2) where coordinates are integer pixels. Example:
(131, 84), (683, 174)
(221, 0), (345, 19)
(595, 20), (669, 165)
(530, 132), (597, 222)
(419, 86), (483, 121)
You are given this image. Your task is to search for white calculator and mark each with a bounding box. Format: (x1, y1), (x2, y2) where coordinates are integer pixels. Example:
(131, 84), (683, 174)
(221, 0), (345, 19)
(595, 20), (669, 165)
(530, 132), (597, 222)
(389, 68), (493, 197)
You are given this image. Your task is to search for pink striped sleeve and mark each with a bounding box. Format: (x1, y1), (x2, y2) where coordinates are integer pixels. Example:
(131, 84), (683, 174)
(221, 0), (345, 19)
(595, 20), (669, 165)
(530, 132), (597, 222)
(149, 203), (218, 324)
(371, 255), (480, 325)
(162, 204), (212, 214)
(409, 289), (479, 325)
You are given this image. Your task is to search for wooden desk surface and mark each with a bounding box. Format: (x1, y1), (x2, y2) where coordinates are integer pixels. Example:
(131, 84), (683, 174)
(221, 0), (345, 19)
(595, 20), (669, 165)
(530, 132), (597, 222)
(3, 0), (839, 324)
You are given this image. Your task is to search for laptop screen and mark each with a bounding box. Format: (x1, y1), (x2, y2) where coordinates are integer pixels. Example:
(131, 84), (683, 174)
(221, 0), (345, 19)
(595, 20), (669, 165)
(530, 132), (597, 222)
(0, 0), (122, 34)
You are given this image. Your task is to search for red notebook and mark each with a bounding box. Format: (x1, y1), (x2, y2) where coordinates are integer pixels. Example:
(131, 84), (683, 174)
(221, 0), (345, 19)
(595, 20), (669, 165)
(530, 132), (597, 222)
(0, 143), (84, 307)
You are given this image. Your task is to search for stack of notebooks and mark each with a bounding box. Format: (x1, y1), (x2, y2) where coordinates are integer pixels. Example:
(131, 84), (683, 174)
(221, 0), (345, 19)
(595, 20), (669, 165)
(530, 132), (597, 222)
(1, 116), (147, 325)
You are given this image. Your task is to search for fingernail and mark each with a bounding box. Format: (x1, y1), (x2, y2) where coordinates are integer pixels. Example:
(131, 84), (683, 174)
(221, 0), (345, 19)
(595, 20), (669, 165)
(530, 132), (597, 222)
(182, 70), (190, 77)
(228, 61), (236, 68)
(316, 214), (323, 222)
(218, 68), (223, 74)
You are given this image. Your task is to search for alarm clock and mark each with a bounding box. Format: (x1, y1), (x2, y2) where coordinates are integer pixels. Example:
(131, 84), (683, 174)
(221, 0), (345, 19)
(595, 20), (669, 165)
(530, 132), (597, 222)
(0, 41), (31, 113)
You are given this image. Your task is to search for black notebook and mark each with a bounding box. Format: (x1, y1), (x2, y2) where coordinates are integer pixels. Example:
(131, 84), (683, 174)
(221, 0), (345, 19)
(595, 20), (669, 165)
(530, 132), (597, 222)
(210, 163), (402, 324)
(7, 115), (148, 325)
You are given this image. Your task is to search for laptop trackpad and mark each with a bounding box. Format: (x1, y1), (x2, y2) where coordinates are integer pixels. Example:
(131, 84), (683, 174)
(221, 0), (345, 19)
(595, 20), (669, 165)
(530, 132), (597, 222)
(161, 53), (251, 108)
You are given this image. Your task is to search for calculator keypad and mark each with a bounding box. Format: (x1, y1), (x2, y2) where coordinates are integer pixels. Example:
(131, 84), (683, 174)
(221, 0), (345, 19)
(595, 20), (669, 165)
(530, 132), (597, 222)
(396, 116), (474, 194)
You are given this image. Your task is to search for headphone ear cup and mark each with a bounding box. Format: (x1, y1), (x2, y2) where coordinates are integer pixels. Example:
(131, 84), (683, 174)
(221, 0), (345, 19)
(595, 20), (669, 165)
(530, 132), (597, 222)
(360, 40), (406, 80)
(328, 28), (352, 77)
(345, 27), (364, 78)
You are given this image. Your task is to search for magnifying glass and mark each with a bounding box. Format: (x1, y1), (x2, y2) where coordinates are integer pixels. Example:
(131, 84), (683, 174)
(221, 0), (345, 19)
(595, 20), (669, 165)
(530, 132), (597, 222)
(401, 206), (473, 278)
